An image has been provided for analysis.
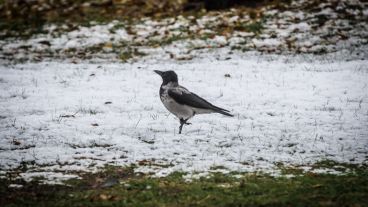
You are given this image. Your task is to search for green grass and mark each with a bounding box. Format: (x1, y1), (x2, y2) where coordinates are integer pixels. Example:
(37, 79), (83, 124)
(1, 162), (367, 207)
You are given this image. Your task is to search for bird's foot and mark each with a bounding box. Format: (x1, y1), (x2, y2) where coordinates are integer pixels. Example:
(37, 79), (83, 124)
(179, 118), (191, 134)
(180, 119), (190, 125)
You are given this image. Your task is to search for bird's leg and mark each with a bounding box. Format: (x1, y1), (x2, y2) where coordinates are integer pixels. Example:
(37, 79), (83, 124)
(179, 118), (192, 134)
(179, 119), (185, 134)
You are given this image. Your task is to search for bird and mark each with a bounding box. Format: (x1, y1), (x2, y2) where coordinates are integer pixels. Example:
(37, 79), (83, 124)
(154, 70), (233, 134)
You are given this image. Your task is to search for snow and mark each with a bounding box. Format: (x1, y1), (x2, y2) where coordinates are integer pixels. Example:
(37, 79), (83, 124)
(364, 9), (368, 16)
(8, 184), (23, 188)
(20, 172), (80, 184)
(252, 38), (282, 48)
(2, 22), (131, 53)
(54, 23), (131, 49)
(317, 8), (338, 18)
(1, 0), (367, 63)
(0, 51), (367, 181)
(0, 0), (367, 183)
(289, 22), (311, 32)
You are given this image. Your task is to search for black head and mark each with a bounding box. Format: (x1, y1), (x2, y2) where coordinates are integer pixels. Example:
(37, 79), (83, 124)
(154, 70), (178, 85)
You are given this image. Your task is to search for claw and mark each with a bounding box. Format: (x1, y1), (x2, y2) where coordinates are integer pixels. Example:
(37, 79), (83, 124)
(179, 118), (191, 134)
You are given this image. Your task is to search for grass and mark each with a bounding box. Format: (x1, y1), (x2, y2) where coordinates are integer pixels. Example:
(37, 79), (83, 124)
(234, 20), (264, 34)
(1, 162), (367, 207)
(0, 1), (268, 63)
(119, 48), (147, 62)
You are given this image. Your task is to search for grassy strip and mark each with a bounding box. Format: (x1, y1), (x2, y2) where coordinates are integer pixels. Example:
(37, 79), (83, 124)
(1, 163), (367, 207)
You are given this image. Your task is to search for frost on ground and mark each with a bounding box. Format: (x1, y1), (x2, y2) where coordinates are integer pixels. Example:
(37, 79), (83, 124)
(0, 51), (367, 181)
(0, 0), (367, 183)
(0, 0), (367, 63)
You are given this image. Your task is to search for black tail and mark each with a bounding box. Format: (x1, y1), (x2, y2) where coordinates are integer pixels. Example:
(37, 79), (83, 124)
(212, 105), (234, 117)
(217, 109), (234, 117)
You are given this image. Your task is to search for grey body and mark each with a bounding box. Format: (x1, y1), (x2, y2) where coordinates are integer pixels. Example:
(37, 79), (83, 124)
(154, 70), (233, 134)
(160, 82), (212, 120)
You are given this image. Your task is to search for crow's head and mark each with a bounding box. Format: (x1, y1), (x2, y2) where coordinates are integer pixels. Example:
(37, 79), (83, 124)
(154, 70), (178, 85)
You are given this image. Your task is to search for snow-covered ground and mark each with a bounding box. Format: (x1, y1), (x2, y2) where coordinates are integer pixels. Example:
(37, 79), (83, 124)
(0, 50), (367, 182)
(1, 0), (367, 63)
(0, 0), (367, 183)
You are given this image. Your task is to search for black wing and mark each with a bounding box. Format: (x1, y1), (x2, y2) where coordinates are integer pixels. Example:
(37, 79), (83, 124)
(168, 88), (233, 116)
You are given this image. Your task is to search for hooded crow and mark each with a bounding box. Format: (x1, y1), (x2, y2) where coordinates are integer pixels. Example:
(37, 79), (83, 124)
(154, 70), (233, 134)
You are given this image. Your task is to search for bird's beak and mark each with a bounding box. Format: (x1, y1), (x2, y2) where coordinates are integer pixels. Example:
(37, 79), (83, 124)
(154, 70), (163, 76)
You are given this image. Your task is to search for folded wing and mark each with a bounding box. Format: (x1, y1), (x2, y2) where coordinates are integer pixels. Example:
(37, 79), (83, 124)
(168, 88), (233, 117)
